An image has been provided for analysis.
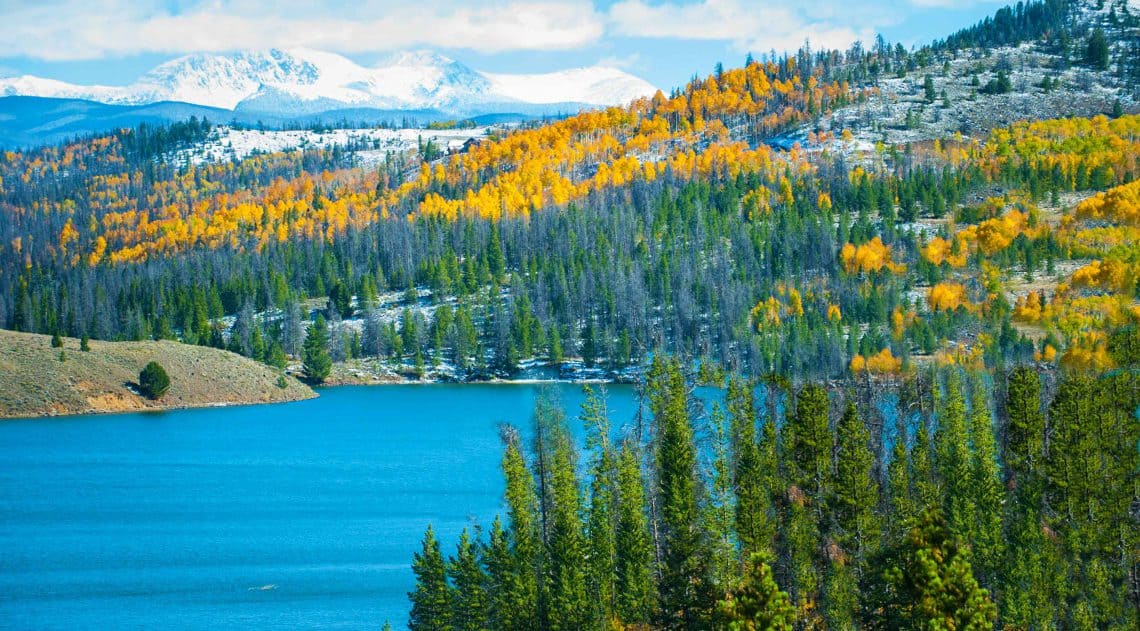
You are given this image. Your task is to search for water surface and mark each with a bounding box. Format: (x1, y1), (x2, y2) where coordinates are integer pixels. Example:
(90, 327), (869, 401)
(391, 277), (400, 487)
(0, 383), (641, 629)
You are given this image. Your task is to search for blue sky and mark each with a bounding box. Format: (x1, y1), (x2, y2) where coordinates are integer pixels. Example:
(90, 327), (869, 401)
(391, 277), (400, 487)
(0, 0), (1011, 91)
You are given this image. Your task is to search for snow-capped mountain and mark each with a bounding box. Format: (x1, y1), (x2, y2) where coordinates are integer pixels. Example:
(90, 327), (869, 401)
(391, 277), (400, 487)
(0, 49), (658, 116)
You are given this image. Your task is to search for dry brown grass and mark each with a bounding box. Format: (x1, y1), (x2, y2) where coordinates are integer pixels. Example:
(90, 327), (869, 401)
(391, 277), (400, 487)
(0, 329), (315, 419)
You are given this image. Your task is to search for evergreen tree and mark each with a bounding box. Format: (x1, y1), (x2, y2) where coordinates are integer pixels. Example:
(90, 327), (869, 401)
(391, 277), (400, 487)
(718, 553), (795, 631)
(1004, 366), (1044, 500)
(302, 314), (332, 383)
(788, 384), (831, 505)
(488, 226), (506, 281)
(729, 378), (775, 557)
(823, 560), (859, 631)
(500, 431), (541, 631)
(448, 529), (487, 631)
(704, 405), (739, 589)
(966, 377), (1003, 588)
(581, 386), (617, 623)
(614, 443), (655, 625)
(886, 418), (915, 540)
(649, 357), (712, 628)
(872, 507), (997, 630)
(265, 340), (288, 370)
(910, 419), (939, 510)
(935, 375), (974, 540)
(545, 427), (590, 630)
(408, 524), (453, 631)
(328, 279), (353, 317)
(830, 401), (880, 561)
(138, 361), (170, 399)
(1086, 28), (1110, 70)
(782, 486), (821, 623)
(482, 516), (519, 630)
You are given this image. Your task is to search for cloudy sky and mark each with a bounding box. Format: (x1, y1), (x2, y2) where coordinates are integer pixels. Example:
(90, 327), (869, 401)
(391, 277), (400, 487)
(0, 0), (1009, 90)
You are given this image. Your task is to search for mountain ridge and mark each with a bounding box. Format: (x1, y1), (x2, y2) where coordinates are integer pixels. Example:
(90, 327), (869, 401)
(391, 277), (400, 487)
(0, 48), (658, 116)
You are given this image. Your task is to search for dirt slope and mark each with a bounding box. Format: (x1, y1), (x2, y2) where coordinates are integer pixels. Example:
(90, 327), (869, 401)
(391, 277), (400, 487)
(0, 329), (315, 419)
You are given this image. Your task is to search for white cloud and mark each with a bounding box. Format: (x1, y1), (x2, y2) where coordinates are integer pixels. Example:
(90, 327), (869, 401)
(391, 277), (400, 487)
(0, 0), (605, 60)
(607, 0), (876, 53)
(909, 0), (1004, 7)
(595, 53), (642, 70)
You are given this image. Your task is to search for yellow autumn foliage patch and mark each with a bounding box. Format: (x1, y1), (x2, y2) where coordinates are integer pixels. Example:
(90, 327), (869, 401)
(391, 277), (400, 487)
(850, 348), (902, 374)
(1075, 179), (1140, 226)
(840, 237), (906, 274)
(927, 282), (969, 312)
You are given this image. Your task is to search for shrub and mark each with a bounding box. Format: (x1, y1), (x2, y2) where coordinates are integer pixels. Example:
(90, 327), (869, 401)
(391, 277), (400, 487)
(138, 361), (171, 400)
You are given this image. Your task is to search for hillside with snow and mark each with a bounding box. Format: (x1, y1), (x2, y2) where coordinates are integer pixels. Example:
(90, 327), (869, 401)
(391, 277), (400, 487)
(0, 49), (658, 117)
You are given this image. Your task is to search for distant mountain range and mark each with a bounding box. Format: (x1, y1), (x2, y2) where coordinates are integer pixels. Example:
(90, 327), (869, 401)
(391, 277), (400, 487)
(0, 49), (658, 146)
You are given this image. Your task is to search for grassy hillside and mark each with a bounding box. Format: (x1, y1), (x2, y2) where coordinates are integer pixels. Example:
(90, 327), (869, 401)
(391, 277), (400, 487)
(0, 329), (314, 418)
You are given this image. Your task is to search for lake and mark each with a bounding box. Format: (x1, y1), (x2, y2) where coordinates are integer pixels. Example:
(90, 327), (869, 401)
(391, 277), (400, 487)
(0, 383), (646, 629)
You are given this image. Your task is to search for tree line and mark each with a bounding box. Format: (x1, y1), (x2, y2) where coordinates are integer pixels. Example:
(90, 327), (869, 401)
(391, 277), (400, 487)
(409, 358), (1139, 629)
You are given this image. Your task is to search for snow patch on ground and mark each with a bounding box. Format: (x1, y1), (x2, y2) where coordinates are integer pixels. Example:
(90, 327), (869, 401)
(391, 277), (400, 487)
(168, 125), (495, 166)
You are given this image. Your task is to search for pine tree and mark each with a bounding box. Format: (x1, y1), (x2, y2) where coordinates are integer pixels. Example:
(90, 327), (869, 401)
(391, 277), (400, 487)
(1086, 28), (1110, 71)
(138, 361), (171, 399)
(302, 313), (332, 383)
(729, 378), (775, 557)
(545, 428), (590, 630)
(488, 225), (506, 281)
(823, 559), (859, 631)
(266, 340), (287, 370)
(581, 386), (616, 623)
(408, 524), (453, 631)
(782, 485), (821, 623)
(500, 431), (540, 631)
(830, 401), (880, 561)
(966, 377), (1003, 588)
(726, 377), (757, 458)
(704, 405), (739, 590)
(999, 506), (1065, 630)
(614, 443), (655, 625)
(1004, 366), (1044, 502)
(718, 553), (795, 631)
(788, 384), (831, 505)
(910, 418), (939, 510)
(935, 375), (974, 540)
(649, 356), (712, 628)
(482, 516), (519, 630)
(1000, 370), (1062, 628)
(874, 507), (997, 630)
(886, 418), (915, 541)
(449, 529), (488, 631)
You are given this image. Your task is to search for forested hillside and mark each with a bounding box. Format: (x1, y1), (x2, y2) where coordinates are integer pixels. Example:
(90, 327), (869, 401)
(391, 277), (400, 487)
(2, 65), (1137, 381)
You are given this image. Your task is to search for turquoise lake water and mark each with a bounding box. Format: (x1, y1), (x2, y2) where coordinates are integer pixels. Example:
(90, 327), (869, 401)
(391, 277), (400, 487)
(0, 384), (645, 629)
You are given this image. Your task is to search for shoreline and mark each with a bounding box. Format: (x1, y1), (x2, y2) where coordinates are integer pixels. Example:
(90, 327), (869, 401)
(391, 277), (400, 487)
(1, 373), (628, 421)
(0, 392), (318, 421)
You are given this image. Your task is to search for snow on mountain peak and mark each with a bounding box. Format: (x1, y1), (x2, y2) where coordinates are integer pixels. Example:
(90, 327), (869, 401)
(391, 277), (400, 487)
(383, 50), (459, 68)
(0, 49), (658, 116)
